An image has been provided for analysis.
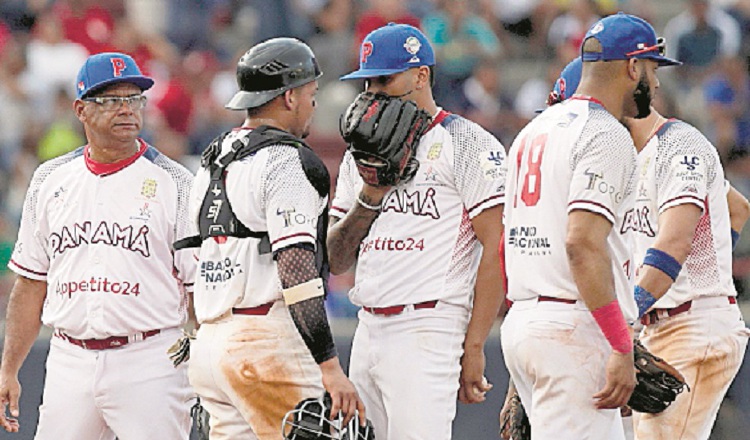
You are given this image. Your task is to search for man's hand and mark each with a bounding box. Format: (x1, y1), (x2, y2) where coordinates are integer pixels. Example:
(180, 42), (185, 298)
(593, 351), (636, 409)
(320, 358), (366, 425)
(0, 373), (21, 432)
(458, 348), (492, 403)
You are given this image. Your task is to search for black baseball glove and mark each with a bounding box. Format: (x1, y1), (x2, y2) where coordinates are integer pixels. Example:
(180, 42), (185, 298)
(499, 390), (530, 440)
(340, 91), (432, 187)
(627, 339), (688, 414)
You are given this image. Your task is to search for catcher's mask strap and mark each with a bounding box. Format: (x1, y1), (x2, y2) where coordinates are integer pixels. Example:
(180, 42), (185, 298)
(282, 278), (325, 305)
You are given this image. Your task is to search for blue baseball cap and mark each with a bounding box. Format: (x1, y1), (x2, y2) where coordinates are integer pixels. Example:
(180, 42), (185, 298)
(582, 13), (681, 67)
(340, 23), (435, 80)
(553, 57), (583, 100)
(76, 52), (154, 99)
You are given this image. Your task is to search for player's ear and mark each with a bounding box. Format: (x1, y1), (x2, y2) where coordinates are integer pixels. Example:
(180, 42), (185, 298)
(283, 89), (295, 110)
(415, 66), (430, 90)
(627, 59), (640, 82)
(74, 99), (87, 122)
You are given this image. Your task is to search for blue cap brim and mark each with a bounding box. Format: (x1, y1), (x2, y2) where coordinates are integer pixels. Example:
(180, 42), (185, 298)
(652, 56), (682, 67)
(82, 76), (154, 98)
(340, 67), (409, 81)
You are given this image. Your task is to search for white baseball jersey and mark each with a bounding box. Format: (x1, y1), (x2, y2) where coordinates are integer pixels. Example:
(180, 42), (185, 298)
(504, 97), (637, 319)
(630, 120), (736, 308)
(331, 110), (506, 310)
(189, 128), (327, 323)
(9, 140), (196, 339)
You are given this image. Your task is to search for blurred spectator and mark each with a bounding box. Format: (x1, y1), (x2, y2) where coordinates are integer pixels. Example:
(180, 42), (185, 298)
(37, 87), (85, 162)
(485, 0), (556, 48)
(123, 0), (169, 36)
(53, 0), (117, 54)
(166, 0), (216, 52)
(354, 0), (421, 47)
(0, 21), (11, 55)
(547, 0), (600, 58)
(663, 0), (741, 71)
(24, 11), (89, 123)
(480, 0), (557, 56)
(309, 0), (355, 86)
(205, 0), (313, 63)
(422, 0), (501, 108)
(453, 58), (522, 146)
(0, 40), (33, 181)
(703, 56), (750, 161)
(726, 0), (750, 58)
(0, 0), (43, 33)
(513, 57), (565, 122)
(110, 19), (179, 76)
(181, 50), (235, 156)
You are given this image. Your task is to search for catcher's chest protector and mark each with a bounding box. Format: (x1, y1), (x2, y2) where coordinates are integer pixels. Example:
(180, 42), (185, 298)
(175, 126), (331, 279)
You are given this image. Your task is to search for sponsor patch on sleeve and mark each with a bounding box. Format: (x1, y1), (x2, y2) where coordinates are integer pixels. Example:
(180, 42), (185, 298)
(480, 150), (505, 181)
(672, 154), (706, 183)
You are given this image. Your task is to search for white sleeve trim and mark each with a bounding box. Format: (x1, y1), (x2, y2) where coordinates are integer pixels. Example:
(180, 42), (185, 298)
(8, 260), (47, 281)
(567, 200), (615, 224)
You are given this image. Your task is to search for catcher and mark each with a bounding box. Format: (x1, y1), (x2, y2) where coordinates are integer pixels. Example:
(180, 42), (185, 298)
(328, 23), (507, 440)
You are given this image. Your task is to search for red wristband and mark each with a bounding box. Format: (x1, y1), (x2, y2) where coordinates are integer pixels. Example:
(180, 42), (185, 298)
(591, 300), (633, 354)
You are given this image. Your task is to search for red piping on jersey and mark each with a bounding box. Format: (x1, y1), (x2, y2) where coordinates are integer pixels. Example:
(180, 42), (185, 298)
(467, 194), (505, 216)
(85, 139), (147, 176)
(570, 95), (605, 108)
(271, 232), (315, 246)
(330, 206), (348, 216)
(568, 199), (615, 220)
(659, 194), (706, 212)
(427, 110), (450, 132)
(9, 259), (47, 276)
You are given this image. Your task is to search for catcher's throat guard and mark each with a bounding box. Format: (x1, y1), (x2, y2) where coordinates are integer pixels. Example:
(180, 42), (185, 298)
(340, 91), (431, 187)
(282, 393), (374, 440)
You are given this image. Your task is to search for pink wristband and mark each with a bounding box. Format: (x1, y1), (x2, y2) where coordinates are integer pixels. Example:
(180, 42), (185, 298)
(591, 300), (633, 354)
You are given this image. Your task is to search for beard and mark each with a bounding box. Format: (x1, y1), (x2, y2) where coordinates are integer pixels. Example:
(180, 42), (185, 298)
(632, 71), (652, 119)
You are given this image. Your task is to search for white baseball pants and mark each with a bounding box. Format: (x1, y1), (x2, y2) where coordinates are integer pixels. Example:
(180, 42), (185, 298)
(188, 303), (323, 440)
(35, 328), (192, 440)
(348, 302), (469, 440)
(501, 298), (626, 440)
(634, 297), (750, 440)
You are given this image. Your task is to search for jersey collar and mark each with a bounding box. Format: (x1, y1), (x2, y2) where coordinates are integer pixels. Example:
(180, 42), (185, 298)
(85, 139), (148, 176)
(570, 94), (606, 108)
(427, 108), (450, 132)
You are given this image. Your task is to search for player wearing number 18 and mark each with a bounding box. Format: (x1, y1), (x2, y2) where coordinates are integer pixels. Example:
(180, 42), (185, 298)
(501, 13), (681, 439)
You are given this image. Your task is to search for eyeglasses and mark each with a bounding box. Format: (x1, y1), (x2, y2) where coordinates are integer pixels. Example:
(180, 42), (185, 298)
(626, 37), (667, 58)
(83, 95), (148, 111)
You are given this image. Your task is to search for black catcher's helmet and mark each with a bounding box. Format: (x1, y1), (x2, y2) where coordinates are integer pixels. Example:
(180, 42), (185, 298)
(225, 37), (322, 110)
(282, 393), (375, 440)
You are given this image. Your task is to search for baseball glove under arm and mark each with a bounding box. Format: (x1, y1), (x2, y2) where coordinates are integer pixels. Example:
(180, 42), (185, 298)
(499, 383), (530, 440)
(340, 91), (432, 187)
(627, 339), (688, 414)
